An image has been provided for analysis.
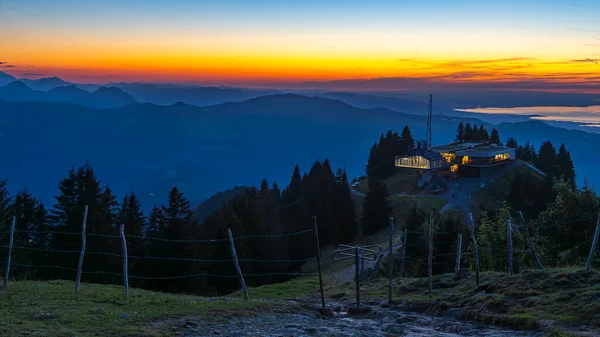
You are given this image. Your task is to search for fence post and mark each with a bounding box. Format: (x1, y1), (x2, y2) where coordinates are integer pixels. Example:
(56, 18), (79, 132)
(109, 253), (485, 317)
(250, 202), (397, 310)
(76, 205), (88, 293)
(119, 224), (129, 297)
(507, 219), (514, 276)
(354, 246), (360, 307)
(3, 216), (16, 288)
(227, 228), (249, 300)
(388, 217), (393, 305)
(400, 229), (407, 278)
(586, 215), (600, 272)
(469, 213), (480, 285)
(455, 234), (463, 276)
(518, 211), (543, 270)
(428, 213), (433, 297)
(313, 216), (325, 308)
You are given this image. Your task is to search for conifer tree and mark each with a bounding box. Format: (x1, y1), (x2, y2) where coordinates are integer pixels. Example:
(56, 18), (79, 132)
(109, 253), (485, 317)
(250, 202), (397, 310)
(401, 125), (415, 151)
(0, 179), (13, 246)
(331, 169), (358, 244)
(489, 128), (501, 145)
(11, 189), (48, 278)
(456, 123), (465, 142)
(556, 143), (576, 185)
(157, 186), (200, 292)
(361, 177), (392, 235)
(464, 123), (473, 141)
(536, 141), (558, 175)
(478, 125), (489, 142)
(119, 192), (146, 271)
(402, 206), (427, 277)
(506, 137), (518, 149)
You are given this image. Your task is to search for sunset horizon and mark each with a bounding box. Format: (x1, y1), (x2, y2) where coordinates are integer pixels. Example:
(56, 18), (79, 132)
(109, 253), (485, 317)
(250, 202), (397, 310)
(1, 0), (599, 93)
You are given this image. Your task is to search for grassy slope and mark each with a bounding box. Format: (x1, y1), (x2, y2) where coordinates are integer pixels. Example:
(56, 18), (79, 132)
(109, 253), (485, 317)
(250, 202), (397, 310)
(470, 163), (544, 218)
(360, 269), (600, 335)
(0, 280), (276, 337)
(356, 169), (423, 195)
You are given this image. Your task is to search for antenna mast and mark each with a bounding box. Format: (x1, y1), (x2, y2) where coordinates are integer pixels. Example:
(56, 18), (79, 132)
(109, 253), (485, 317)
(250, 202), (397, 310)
(427, 94), (433, 149)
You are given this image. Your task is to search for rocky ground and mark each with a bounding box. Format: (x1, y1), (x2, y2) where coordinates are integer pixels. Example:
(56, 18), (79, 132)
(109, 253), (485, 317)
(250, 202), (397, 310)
(166, 300), (543, 337)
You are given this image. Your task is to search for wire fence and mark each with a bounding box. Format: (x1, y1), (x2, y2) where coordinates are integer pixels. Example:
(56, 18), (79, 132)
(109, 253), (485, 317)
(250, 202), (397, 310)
(1, 211), (322, 299)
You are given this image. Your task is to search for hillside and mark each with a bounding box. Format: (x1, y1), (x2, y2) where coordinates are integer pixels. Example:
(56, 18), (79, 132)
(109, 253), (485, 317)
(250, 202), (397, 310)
(0, 95), (492, 208)
(1, 93), (598, 211)
(193, 186), (249, 223)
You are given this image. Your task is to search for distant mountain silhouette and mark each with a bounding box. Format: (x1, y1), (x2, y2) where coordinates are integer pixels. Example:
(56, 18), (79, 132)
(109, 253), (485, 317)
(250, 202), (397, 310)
(0, 94), (597, 209)
(111, 82), (279, 106)
(0, 81), (39, 100)
(20, 77), (71, 91)
(0, 82), (138, 109)
(47, 85), (91, 104)
(193, 186), (249, 223)
(88, 87), (138, 108)
(0, 71), (16, 87)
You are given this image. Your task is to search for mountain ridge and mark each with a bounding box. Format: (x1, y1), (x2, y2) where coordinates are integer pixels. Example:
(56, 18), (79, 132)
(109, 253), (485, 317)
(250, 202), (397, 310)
(0, 81), (138, 109)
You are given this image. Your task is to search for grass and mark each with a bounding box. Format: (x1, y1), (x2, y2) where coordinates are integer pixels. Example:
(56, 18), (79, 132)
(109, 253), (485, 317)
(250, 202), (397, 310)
(356, 268), (600, 333)
(470, 163), (544, 217)
(0, 280), (272, 337)
(356, 169), (423, 195)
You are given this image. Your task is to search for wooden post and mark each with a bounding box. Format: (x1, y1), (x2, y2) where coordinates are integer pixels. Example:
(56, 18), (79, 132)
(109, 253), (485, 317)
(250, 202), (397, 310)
(400, 229), (407, 278)
(469, 213), (480, 285)
(3, 216), (16, 288)
(586, 215), (600, 272)
(313, 216), (325, 308)
(455, 234), (463, 276)
(227, 228), (248, 300)
(355, 246), (360, 307)
(388, 217), (393, 305)
(518, 211), (543, 270)
(428, 213), (433, 297)
(507, 218), (514, 276)
(76, 205), (88, 293)
(119, 224), (129, 297)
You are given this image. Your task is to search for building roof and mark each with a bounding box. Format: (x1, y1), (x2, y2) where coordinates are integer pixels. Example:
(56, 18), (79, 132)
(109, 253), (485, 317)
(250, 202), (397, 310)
(396, 149), (445, 161)
(456, 145), (515, 158)
(430, 142), (480, 153)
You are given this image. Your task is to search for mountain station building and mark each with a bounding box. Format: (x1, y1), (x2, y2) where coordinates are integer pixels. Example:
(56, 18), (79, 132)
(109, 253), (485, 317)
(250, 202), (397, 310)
(395, 142), (516, 178)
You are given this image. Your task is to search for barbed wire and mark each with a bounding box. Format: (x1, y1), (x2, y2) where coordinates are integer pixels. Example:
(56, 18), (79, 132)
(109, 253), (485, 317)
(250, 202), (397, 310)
(11, 262), (319, 280)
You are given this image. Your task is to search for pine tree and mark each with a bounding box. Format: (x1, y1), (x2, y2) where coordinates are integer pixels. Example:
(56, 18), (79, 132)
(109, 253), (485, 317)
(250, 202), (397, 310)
(49, 164), (120, 283)
(456, 123), (465, 142)
(10, 189), (48, 279)
(49, 167), (85, 279)
(0, 179), (13, 244)
(403, 206), (427, 277)
(331, 169), (358, 244)
(119, 192), (146, 270)
(156, 186), (201, 292)
(556, 143), (576, 185)
(464, 123), (473, 142)
(489, 128), (501, 145)
(536, 141), (558, 175)
(361, 177), (392, 235)
(146, 205), (165, 237)
(401, 125), (415, 152)
(506, 137), (518, 149)
(478, 125), (489, 142)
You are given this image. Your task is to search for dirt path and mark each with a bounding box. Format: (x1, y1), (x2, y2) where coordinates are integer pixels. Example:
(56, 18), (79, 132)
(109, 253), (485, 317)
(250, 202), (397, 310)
(168, 300), (543, 337)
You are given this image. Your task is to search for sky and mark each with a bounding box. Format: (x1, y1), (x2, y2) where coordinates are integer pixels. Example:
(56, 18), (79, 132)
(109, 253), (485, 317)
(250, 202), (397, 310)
(0, 0), (599, 91)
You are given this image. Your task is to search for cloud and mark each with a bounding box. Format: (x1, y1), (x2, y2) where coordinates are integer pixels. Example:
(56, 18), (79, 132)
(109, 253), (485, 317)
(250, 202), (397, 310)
(20, 73), (45, 76)
(0, 64), (15, 68)
(0, 62), (5, 65)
